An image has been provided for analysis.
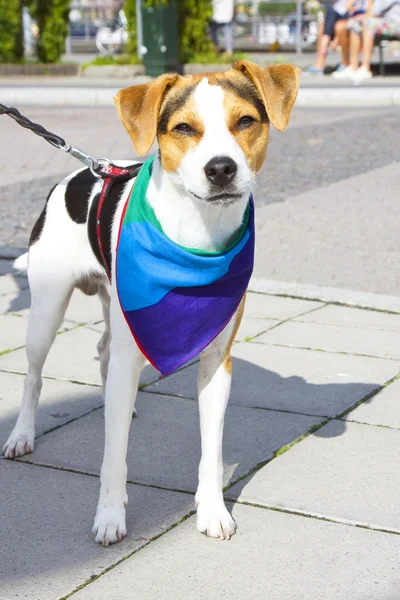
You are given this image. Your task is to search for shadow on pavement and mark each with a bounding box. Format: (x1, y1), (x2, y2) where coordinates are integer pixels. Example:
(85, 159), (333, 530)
(0, 351), (379, 597)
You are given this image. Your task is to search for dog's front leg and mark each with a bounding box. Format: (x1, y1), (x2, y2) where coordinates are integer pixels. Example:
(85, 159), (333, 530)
(93, 296), (145, 546)
(195, 302), (244, 539)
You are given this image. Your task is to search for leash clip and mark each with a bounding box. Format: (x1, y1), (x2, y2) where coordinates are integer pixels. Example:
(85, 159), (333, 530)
(64, 145), (102, 174)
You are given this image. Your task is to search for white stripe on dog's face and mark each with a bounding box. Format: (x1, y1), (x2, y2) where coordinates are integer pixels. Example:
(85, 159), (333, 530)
(157, 72), (270, 207)
(175, 79), (252, 203)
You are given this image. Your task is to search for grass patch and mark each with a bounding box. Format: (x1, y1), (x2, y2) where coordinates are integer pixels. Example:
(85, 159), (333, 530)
(81, 54), (142, 70)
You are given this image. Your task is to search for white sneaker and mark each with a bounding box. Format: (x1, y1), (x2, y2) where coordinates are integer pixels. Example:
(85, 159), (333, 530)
(331, 65), (355, 79)
(351, 66), (373, 82)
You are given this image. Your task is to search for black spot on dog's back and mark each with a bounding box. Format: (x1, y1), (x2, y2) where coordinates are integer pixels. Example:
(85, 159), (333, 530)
(29, 185), (56, 247)
(65, 168), (97, 224)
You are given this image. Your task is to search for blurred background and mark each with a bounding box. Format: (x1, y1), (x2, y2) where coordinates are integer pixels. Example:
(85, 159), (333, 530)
(0, 0), (398, 74)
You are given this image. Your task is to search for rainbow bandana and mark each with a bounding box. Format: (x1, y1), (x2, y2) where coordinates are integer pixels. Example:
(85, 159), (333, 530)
(116, 156), (255, 376)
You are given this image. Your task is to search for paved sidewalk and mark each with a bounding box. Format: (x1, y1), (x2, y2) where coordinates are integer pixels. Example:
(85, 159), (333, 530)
(1, 259), (400, 599)
(1, 75), (400, 107)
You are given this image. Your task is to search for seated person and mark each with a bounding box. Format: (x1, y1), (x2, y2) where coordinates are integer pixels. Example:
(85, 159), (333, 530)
(340, 0), (400, 80)
(306, 0), (366, 73)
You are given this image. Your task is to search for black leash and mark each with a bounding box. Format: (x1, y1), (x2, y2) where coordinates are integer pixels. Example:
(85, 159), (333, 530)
(0, 102), (115, 176)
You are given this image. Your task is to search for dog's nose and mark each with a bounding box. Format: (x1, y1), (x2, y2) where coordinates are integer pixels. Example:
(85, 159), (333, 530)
(204, 156), (238, 187)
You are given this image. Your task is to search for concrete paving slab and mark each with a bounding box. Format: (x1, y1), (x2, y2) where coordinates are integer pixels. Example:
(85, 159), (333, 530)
(0, 325), (102, 384)
(229, 420), (400, 532)
(296, 304), (400, 332)
(0, 272), (29, 295)
(19, 392), (320, 492)
(0, 287), (30, 315)
(256, 320), (400, 360)
(234, 316), (277, 341)
(0, 325), (160, 387)
(0, 370), (103, 443)
(0, 315), (28, 353)
(0, 460), (193, 600)
(0, 286), (104, 324)
(253, 162), (400, 296)
(343, 378), (400, 428)
(244, 292), (323, 319)
(72, 503), (400, 600)
(146, 342), (399, 417)
(0, 259), (25, 276)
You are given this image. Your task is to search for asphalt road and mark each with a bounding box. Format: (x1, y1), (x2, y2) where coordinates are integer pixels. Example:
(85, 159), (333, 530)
(1, 105), (399, 295)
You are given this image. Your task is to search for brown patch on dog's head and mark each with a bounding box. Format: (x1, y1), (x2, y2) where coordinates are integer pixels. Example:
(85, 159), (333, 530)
(114, 73), (181, 155)
(232, 61), (300, 132)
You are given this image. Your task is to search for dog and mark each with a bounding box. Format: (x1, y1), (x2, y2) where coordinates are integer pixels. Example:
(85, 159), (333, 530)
(3, 61), (300, 545)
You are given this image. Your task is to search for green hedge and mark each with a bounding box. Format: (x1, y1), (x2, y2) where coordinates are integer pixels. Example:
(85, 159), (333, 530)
(0, 0), (24, 62)
(179, 0), (214, 63)
(124, 0), (138, 56)
(34, 0), (70, 63)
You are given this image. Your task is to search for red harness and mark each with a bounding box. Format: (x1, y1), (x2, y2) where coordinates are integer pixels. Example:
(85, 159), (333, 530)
(95, 163), (141, 280)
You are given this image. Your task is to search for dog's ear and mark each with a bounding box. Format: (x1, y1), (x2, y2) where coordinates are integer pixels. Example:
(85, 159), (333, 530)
(114, 73), (180, 155)
(232, 61), (300, 131)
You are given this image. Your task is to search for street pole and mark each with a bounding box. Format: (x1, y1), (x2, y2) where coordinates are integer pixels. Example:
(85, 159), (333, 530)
(136, 0), (143, 59)
(295, 0), (302, 54)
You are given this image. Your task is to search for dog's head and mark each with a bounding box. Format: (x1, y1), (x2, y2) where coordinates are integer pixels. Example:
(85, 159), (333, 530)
(115, 61), (300, 205)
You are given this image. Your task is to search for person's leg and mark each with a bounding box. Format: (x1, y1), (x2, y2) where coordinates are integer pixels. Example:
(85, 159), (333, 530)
(222, 22), (233, 55)
(315, 6), (340, 69)
(315, 34), (331, 69)
(335, 19), (350, 66)
(347, 17), (364, 70)
(210, 20), (219, 49)
(361, 26), (375, 69)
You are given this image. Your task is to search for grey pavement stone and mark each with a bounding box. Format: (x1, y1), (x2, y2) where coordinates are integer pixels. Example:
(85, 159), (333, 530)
(0, 325), (103, 385)
(0, 324), (160, 387)
(234, 316), (277, 341)
(72, 503), (400, 600)
(244, 292), (323, 320)
(343, 378), (400, 428)
(0, 315), (27, 353)
(0, 259), (26, 276)
(229, 420), (400, 532)
(0, 460), (193, 600)
(0, 286), (104, 324)
(146, 342), (400, 417)
(254, 161), (400, 296)
(256, 320), (400, 360)
(296, 304), (400, 332)
(0, 272), (29, 295)
(18, 392), (320, 492)
(0, 370), (103, 442)
(250, 277), (400, 314)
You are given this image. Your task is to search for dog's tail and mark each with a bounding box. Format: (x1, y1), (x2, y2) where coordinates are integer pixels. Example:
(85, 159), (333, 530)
(14, 252), (28, 272)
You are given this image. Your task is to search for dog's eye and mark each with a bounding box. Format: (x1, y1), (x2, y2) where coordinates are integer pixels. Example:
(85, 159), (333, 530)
(173, 123), (195, 135)
(237, 116), (256, 130)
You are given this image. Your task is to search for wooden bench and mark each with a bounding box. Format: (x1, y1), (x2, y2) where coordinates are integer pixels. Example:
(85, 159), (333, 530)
(375, 34), (400, 75)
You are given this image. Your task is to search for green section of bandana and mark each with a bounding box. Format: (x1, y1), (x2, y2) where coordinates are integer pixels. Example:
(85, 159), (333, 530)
(123, 154), (250, 257)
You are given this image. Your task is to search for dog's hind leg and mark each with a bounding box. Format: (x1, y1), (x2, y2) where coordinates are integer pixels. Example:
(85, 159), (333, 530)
(195, 298), (245, 540)
(97, 284), (111, 393)
(3, 255), (75, 458)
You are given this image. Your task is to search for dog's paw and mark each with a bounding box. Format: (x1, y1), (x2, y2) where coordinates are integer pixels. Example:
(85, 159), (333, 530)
(196, 499), (237, 540)
(3, 429), (34, 458)
(92, 505), (127, 546)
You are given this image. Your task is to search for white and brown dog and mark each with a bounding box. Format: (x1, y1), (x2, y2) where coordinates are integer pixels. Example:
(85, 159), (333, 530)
(4, 61), (299, 545)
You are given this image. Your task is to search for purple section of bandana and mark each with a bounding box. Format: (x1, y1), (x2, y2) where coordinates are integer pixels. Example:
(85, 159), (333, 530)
(124, 236), (254, 376)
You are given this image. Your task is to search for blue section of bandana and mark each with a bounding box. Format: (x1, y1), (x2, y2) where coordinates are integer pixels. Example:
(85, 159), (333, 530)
(117, 220), (251, 313)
